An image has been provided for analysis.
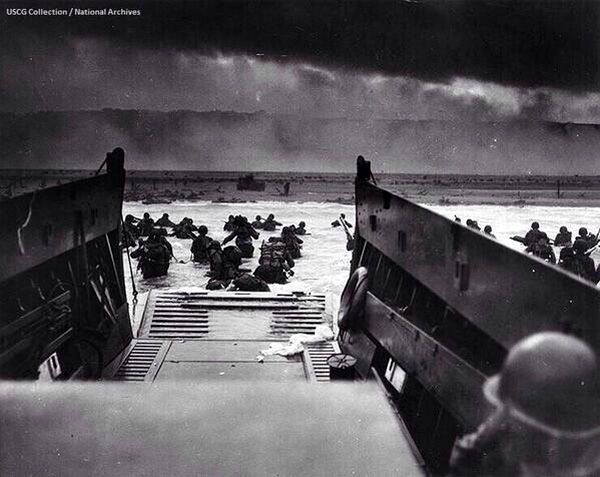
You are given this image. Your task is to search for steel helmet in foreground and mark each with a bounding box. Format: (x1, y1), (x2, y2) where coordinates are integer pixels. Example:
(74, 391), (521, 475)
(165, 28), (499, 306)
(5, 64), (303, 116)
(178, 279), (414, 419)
(484, 332), (600, 434)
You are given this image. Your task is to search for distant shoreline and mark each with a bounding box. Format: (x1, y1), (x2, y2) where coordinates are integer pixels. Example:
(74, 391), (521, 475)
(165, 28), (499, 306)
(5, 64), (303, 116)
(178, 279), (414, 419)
(4, 169), (600, 207)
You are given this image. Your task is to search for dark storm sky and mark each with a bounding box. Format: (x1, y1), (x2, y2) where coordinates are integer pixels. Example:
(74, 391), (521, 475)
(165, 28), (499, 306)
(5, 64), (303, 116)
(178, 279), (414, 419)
(2, 0), (600, 173)
(1, 0), (599, 118)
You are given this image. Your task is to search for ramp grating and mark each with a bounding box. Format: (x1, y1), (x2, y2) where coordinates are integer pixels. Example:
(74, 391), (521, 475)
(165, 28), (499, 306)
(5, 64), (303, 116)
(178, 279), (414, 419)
(139, 291), (329, 340)
(113, 340), (165, 382)
(269, 309), (326, 337)
(304, 341), (340, 383)
(148, 314), (210, 338)
(141, 293), (211, 338)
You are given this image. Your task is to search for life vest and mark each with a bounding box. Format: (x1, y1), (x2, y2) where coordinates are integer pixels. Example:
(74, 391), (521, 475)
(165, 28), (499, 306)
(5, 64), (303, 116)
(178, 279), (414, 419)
(338, 267), (369, 330)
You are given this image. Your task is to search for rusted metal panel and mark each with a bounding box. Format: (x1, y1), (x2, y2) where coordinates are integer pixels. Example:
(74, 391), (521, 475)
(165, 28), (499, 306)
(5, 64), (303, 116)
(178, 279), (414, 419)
(0, 170), (125, 283)
(356, 182), (600, 350)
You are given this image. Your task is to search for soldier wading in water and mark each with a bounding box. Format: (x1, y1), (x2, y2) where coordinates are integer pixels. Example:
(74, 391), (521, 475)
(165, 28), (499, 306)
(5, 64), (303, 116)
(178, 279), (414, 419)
(130, 232), (172, 279)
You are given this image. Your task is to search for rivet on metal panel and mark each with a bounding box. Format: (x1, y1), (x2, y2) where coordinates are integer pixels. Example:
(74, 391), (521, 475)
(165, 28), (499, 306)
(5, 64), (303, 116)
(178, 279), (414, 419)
(398, 230), (407, 252)
(369, 214), (377, 232)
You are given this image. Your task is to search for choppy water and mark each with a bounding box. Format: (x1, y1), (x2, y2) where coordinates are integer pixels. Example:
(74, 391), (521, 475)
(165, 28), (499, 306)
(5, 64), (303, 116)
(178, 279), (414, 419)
(122, 201), (600, 305)
(122, 201), (355, 300)
(428, 204), (600, 258)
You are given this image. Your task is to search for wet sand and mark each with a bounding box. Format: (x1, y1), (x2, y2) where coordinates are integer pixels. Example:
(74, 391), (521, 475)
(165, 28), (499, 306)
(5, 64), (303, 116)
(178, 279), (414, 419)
(4, 169), (600, 207)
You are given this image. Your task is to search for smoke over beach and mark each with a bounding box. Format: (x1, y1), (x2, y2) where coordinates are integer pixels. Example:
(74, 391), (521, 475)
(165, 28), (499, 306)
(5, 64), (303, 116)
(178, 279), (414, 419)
(2, 1), (599, 173)
(2, 109), (600, 174)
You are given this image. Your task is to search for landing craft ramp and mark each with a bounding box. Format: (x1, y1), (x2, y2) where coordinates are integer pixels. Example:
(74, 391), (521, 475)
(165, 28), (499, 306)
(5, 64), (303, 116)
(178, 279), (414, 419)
(105, 290), (342, 383)
(0, 248), (426, 476)
(0, 149), (428, 476)
(0, 382), (424, 476)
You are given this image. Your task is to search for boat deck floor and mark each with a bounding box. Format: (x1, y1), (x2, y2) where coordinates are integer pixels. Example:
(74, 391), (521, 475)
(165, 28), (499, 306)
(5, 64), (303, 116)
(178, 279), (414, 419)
(104, 290), (339, 383)
(70, 290), (426, 475)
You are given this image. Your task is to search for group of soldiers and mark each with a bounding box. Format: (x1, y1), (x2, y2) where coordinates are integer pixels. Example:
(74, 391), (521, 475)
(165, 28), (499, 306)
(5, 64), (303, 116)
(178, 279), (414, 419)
(521, 222), (600, 282)
(456, 214), (600, 284)
(207, 213), (307, 290)
(455, 216), (496, 238)
(121, 210), (309, 291)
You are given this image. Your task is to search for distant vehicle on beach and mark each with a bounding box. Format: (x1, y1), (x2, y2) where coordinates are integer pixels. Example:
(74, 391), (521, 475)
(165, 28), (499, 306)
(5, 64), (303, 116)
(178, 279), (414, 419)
(142, 197), (173, 205)
(236, 174), (265, 191)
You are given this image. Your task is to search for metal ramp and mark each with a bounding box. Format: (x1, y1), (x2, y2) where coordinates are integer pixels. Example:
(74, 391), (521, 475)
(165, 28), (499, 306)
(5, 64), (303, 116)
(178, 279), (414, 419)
(110, 340), (170, 382)
(138, 290), (328, 339)
(108, 290), (335, 383)
(304, 341), (342, 382)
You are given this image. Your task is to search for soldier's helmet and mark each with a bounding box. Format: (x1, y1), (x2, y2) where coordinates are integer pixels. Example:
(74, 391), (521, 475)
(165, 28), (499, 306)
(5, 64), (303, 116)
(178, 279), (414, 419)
(580, 227), (589, 237)
(531, 221), (539, 229)
(207, 240), (222, 251)
(484, 332), (600, 433)
(143, 212), (150, 219)
(162, 213), (169, 218)
(484, 225), (492, 233)
(574, 239), (588, 253)
(267, 214), (275, 220)
(198, 225), (208, 235)
(256, 215), (262, 221)
(560, 226), (568, 233)
(299, 221), (306, 227)
(559, 247), (575, 261)
(125, 214), (135, 222)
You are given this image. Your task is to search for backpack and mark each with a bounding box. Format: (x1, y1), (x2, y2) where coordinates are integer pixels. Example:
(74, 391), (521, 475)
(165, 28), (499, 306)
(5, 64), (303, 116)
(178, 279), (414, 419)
(259, 242), (285, 267)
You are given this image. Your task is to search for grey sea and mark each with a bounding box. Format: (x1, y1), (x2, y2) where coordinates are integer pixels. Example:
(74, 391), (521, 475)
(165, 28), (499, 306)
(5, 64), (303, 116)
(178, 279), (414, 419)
(123, 200), (600, 307)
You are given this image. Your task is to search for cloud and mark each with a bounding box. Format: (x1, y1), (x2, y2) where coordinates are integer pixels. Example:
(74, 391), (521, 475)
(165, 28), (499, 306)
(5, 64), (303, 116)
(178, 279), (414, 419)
(2, 34), (600, 124)
(3, 0), (600, 92)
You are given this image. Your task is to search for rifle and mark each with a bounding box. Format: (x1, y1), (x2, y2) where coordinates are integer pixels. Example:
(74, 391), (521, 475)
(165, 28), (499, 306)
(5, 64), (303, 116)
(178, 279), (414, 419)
(339, 216), (355, 251)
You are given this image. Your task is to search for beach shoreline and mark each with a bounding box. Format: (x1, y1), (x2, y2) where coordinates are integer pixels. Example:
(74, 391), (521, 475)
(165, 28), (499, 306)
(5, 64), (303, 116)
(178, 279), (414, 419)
(4, 169), (600, 207)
